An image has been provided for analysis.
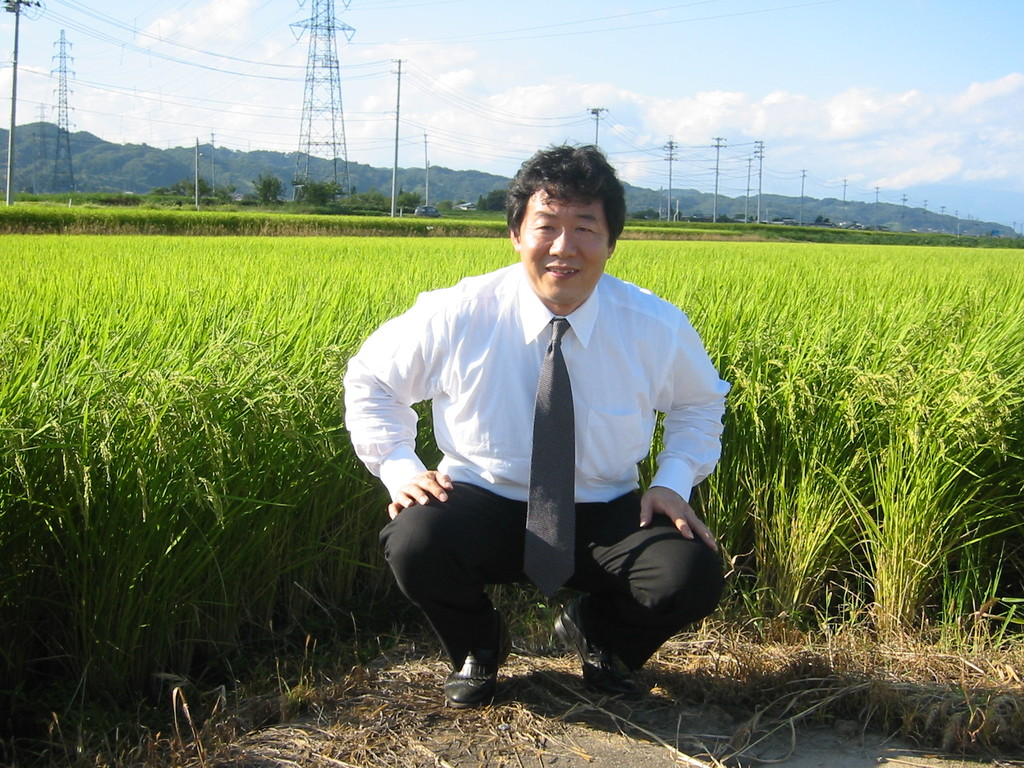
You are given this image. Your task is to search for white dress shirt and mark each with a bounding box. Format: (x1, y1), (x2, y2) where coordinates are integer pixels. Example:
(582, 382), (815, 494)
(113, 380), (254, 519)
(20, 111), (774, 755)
(343, 263), (730, 504)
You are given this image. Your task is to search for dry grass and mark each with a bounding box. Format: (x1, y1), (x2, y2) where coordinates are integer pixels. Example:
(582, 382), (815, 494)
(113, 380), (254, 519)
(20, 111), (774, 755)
(148, 622), (1024, 768)
(174, 647), (735, 768)
(653, 624), (1024, 759)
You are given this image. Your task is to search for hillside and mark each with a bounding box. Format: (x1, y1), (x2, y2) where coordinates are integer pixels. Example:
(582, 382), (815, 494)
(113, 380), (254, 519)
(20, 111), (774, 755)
(2, 123), (509, 206)
(2, 123), (1016, 237)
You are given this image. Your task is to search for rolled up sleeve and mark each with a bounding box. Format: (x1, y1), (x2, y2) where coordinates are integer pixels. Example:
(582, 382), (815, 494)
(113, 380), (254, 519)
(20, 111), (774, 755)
(650, 317), (730, 501)
(343, 301), (442, 497)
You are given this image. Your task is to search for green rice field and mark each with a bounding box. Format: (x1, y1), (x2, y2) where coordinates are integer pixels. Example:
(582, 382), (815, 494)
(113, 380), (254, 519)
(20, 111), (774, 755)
(1, 234), (1022, 704)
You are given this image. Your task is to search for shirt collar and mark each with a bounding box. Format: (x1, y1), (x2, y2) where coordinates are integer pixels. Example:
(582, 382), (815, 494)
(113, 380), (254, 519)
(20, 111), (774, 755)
(516, 268), (600, 348)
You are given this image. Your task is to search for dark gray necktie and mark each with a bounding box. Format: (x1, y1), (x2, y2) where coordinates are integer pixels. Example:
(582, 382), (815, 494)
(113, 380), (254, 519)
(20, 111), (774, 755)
(524, 317), (575, 596)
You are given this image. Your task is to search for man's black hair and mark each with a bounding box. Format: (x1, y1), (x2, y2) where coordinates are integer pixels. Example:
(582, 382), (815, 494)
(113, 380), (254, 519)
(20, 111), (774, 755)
(506, 145), (626, 246)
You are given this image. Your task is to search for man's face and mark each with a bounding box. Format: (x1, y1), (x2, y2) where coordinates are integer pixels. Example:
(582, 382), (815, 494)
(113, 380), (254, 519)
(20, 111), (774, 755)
(511, 191), (614, 316)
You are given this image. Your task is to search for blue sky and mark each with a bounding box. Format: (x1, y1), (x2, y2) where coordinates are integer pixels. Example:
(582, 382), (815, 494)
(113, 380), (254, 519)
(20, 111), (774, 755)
(5, 0), (1023, 224)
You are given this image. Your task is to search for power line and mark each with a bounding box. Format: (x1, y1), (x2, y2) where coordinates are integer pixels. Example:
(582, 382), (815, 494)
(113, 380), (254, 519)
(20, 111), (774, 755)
(46, 0), (306, 72)
(358, 0), (845, 47)
(40, 8), (303, 82)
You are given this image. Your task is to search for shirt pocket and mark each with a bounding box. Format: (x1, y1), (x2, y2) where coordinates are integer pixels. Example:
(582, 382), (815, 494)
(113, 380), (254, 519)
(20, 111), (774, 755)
(578, 408), (651, 482)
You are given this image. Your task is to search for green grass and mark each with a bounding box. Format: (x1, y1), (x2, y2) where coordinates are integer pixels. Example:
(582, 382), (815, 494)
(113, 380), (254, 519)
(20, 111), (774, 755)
(629, 242), (1024, 633)
(1, 235), (1021, 720)
(0, 204), (509, 237)
(4, 203), (1021, 248)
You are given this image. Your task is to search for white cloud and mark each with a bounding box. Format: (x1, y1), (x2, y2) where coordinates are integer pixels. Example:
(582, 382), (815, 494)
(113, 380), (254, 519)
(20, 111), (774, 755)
(144, 0), (258, 48)
(823, 87), (927, 140)
(748, 91), (816, 138)
(951, 73), (1024, 113)
(642, 75), (1024, 196)
(386, 70), (1024, 200)
(643, 90), (751, 143)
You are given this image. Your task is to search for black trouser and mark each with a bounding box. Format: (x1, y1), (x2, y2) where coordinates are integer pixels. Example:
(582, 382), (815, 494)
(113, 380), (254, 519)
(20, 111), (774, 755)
(379, 482), (724, 671)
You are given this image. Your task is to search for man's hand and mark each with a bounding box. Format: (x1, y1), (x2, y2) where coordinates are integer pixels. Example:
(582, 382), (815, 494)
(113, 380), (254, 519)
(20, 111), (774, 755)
(387, 470), (454, 519)
(640, 486), (718, 551)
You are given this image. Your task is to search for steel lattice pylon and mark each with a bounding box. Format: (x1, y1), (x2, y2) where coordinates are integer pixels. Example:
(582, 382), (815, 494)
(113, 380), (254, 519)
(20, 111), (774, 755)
(294, 0), (354, 194)
(52, 29), (75, 192)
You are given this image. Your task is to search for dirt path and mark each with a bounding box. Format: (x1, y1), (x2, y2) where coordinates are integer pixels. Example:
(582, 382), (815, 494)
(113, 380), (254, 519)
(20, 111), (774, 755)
(206, 643), (1023, 768)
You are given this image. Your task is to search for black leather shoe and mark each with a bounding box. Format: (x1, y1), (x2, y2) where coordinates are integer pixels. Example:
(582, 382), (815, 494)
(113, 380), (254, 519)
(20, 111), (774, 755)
(443, 614), (511, 708)
(555, 598), (644, 698)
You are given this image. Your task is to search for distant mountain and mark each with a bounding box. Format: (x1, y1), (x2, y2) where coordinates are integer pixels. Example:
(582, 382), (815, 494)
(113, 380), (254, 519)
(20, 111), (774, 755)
(2, 122), (510, 206)
(2, 123), (1016, 237)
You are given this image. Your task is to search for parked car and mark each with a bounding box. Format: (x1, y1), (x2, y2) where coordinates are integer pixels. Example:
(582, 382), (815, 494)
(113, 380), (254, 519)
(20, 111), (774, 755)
(414, 205), (441, 218)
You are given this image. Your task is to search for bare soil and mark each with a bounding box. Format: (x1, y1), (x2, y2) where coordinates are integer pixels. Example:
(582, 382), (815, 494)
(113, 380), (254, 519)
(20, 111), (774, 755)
(196, 638), (1024, 768)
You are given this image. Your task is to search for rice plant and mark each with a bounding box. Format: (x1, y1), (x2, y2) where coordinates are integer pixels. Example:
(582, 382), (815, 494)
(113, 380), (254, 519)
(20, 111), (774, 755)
(617, 242), (1024, 634)
(1, 234), (1021, 707)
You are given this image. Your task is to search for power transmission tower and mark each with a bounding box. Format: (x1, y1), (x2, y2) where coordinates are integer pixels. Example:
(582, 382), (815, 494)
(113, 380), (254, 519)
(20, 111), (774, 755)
(293, 0), (354, 195)
(52, 29), (75, 192)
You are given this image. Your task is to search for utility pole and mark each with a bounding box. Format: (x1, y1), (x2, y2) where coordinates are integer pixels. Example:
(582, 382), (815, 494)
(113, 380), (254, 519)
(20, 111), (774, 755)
(294, 0), (354, 194)
(52, 29), (75, 193)
(664, 138), (677, 221)
(5, 0), (40, 206)
(390, 58), (402, 217)
(194, 138), (200, 211)
(744, 156), (752, 223)
(423, 132), (429, 207)
(588, 107), (606, 146)
(712, 137), (725, 223)
(798, 170), (807, 225)
(31, 103), (44, 193)
(754, 140), (764, 223)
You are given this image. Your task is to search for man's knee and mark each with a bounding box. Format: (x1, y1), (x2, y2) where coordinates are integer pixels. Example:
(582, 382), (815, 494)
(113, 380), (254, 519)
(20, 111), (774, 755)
(380, 506), (450, 584)
(636, 538), (724, 622)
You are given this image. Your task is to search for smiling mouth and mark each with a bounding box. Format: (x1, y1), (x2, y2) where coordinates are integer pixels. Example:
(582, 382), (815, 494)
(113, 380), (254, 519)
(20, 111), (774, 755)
(547, 266), (579, 277)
